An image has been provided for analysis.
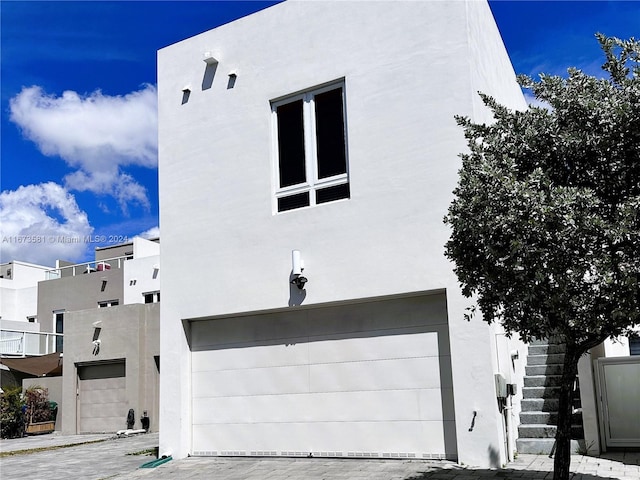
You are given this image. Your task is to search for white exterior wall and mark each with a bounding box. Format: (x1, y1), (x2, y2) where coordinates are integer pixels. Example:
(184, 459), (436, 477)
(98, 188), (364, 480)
(0, 262), (51, 324)
(158, 0), (525, 467)
(123, 238), (160, 305)
(123, 255), (161, 305)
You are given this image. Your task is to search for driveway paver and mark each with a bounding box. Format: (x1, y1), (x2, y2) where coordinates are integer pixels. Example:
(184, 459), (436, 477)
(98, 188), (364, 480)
(1, 432), (638, 480)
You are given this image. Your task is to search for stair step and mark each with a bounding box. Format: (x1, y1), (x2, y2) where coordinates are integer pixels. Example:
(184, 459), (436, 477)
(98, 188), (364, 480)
(526, 353), (566, 365)
(516, 438), (585, 455)
(519, 411), (583, 425)
(520, 412), (557, 425)
(528, 344), (566, 355)
(524, 375), (563, 387)
(521, 398), (559, 412)
(518, 424), (584, 439)
(530, 336), (564, 346)
(523, 386), (561, 399)
(526, 364), (563, 376)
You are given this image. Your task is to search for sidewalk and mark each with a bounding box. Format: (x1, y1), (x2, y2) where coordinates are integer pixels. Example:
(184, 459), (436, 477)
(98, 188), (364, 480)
(1, 432), (638, 480)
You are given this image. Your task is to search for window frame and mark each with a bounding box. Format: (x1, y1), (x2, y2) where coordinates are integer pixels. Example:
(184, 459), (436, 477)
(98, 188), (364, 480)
(98, 299), (119, 308)
(143, 291), (160, 304)
(271, 79), (349, 213)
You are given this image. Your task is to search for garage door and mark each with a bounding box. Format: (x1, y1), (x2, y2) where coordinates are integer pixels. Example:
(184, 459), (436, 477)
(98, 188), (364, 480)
(77, 361), (126, 433)
(191, 294), (456, 459)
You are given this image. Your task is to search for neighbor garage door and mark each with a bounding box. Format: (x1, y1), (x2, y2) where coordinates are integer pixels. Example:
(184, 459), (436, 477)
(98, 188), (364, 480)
(191, 294), (456, 459)
(77, 361), (126, 433)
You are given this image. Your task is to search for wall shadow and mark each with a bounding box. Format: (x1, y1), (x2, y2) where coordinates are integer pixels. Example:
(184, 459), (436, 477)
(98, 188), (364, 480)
(406, 466), (627, 479)
(594, 450), (640, 465)
(202, 62), (217, 90)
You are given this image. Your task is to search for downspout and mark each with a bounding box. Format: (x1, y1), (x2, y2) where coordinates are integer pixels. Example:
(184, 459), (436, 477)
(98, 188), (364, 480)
(504, 397), (514, 462)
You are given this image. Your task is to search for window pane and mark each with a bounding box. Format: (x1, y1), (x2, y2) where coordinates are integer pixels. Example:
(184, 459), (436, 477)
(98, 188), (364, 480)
(277, 100), (306, 187)
(316, 183), (350, 204)
(278, 192), (310, 212)
(315, 88), (347, 179)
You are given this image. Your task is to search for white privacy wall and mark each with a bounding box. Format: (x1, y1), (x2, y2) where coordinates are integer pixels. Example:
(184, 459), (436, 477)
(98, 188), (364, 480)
(158, 0), (525, 467)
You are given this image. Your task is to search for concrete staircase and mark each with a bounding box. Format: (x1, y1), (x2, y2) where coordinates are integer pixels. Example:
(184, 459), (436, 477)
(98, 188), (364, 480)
(516, 338), (585, 454)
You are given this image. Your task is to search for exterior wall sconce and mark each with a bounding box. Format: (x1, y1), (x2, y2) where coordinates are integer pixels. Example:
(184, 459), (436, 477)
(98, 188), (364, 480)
(101, 278), (108, 292)
(291, 250), (308, 290)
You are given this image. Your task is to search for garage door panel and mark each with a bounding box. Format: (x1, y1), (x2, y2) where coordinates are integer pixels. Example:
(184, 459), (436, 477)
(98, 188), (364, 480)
(310, 357), (442, 392)
(308, 329), (440, 364)
(79, 402), (127, 420)
(78, 379), (125, 404)
(193, 365), (310, 398)
(192, 314), (309, 349)
(305, 297), (448, 336)
(193, 421), (447, 456)
(192, 340), (309, 372)
(193, 389), (441, 425)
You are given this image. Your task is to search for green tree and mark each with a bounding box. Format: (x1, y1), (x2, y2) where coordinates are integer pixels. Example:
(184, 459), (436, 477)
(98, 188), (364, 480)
(444, 34), (639, 480)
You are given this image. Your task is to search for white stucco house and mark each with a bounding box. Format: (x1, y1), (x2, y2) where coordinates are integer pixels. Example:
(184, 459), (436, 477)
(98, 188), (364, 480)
(157, 0), (528, 467)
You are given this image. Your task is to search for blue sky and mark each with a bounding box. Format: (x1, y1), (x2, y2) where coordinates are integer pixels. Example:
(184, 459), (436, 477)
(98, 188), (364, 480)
(1, 0), (639, 266)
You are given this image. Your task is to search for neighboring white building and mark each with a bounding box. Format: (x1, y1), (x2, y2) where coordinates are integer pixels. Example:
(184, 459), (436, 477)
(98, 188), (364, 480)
(0, 261), (53, 358)
(1, 237), (161, 434)
(157, 0), (528, 467)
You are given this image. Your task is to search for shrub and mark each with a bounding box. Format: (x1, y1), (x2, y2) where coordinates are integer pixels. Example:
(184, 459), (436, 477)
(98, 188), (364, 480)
(0, 386), (25, 439)
(24, 386), (53, 424)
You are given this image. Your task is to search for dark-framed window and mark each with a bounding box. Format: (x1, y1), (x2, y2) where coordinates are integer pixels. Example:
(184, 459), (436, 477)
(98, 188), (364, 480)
(272, 81), (349, 212)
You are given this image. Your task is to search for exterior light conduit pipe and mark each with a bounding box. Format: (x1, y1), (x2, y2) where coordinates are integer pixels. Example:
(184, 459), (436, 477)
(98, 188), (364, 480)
(504, 400), (514, 463)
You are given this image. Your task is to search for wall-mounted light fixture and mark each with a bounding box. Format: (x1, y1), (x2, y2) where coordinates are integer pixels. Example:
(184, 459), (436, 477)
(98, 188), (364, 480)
(101, 278), (108, 292)
(152, 264), (160, 280)
(290, 250), (308, 290)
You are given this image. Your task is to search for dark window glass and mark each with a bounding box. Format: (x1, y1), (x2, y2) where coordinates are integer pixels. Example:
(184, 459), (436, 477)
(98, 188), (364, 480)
(278, 192), (310, 212)
(277, 100), (306, 187)
(156, 292), (160, 302)
(55, 312), (64, 352)
(315, 88), (347, 179)
(144, 293), (154, 304)
(630, 336), (640, 356)
(316, 183), (350, 204)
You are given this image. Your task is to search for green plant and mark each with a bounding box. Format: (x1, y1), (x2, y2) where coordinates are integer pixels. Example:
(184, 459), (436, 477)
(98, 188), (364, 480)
(0, 386), (25, 439)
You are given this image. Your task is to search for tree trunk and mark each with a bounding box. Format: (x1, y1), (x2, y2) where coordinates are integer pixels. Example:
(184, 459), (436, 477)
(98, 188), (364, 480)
(553, 341), (580, 480)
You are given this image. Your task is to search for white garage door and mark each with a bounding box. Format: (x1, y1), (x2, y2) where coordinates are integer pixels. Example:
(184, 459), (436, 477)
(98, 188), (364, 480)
(77, 361), (126, 433)
(191, 294), (456, 459)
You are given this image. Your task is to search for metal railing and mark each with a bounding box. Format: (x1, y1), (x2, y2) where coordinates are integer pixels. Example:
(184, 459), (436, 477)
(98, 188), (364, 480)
(0, 329), (63, 357)
(45, 255), (130, 280)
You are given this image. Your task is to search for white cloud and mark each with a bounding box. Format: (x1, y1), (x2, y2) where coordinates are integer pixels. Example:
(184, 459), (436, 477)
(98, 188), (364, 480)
(139, 226), (160, 240)
(0, 183), (93, 265)
(9, 85), (157, 210)
(524, 92), (552, 111)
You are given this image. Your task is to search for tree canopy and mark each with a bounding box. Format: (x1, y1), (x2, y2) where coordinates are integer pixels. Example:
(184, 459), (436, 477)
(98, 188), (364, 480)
(445, 34), (640, 349)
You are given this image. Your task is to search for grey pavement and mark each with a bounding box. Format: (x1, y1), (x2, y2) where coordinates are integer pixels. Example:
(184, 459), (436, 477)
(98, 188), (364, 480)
(1, 432), (638, 480)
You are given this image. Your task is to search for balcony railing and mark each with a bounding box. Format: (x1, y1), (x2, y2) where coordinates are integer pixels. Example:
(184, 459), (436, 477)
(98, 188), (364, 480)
(0, 329), (63, 357)
(45, 255), (130, 280)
